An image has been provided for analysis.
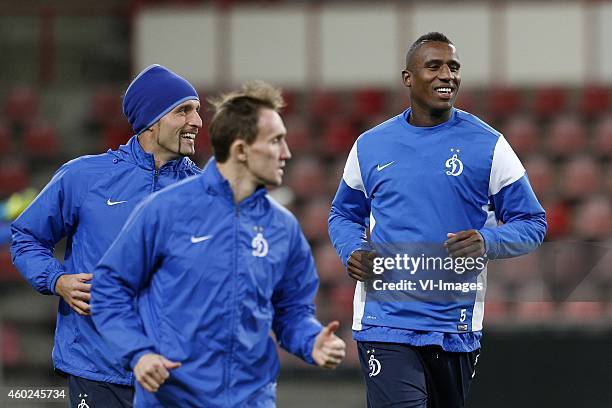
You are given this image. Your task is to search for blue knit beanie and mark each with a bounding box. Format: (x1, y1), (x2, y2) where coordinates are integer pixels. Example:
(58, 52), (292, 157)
(122, 64), (199, 135)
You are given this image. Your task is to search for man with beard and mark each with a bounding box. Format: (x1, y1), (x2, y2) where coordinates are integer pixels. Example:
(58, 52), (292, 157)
(11, 64), (202, 407)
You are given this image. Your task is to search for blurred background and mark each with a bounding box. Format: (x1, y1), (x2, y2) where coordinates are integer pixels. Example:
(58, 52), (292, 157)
(0, 0), (611, 407)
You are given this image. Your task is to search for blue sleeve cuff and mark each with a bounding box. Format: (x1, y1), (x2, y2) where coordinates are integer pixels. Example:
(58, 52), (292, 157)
(478, 227), (497, 259)
(344, 242), (373, 267)
(301, 324), (323, 365)
(47, 266), (66, 296)
(129, 349), (157, 370)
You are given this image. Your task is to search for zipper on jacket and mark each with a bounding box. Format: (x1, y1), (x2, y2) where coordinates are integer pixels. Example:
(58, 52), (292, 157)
(225, 203), (240, 405)
(152, 169), (159, 192)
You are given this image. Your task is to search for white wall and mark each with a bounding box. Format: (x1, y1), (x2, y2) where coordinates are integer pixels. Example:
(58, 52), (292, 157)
(133, 2), (610, 88)
(319, 5), (397, 87)
(410, 3), (492, 86)
(230, 7), (307, 86)
(505, 2), (585, 84)
(600, 3), (612, 82)
(134, 7), (218, 86)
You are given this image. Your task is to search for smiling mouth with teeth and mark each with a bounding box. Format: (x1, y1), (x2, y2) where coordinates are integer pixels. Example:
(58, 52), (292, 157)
(436, 87), (452, 95)
(181, 133), (196, 140)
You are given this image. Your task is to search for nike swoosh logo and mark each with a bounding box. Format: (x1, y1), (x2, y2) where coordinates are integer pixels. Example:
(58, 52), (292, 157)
(107, 199), (128, 206)
(376, 161), (395, 171)
(191, 235), (213, 243)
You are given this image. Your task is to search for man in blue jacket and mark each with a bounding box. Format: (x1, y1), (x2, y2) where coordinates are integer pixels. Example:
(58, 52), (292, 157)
(11, 64), (202, 407)
(92, 80), (346, 407)
(328, 33), (547, 408)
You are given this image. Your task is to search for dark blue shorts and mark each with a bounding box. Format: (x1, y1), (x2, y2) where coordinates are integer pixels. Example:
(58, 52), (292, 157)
(68, 375), (134, 408)
(357, 341), (479, 408)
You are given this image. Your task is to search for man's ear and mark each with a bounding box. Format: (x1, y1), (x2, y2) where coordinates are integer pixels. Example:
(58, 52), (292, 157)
(230, 139), (248, 163)
(402, 70), (412, 87)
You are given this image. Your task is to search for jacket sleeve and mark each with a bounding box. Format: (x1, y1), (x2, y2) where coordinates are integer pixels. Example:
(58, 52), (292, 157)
(271, 222), (323, 365)
(479, 136), (547, 259)
(91, 197), (163, 370)
(328, 141), (371, 266)
(10, 163), (82, 295)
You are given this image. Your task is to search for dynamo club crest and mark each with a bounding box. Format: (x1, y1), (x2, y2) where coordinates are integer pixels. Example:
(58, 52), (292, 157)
(445, 148), (464, 177)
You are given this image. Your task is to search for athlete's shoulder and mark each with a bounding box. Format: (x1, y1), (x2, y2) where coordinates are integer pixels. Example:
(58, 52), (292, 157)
(454, 109), (502, 140)
(63, 152), (115, 169)
(360, 113), (404, 140)
(55, 153), (118, 182)
(265, 194), (299, 225)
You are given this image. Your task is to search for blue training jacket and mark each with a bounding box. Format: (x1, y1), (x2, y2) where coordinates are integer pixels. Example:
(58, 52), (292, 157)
(92, 160), (323, 407)
(329, 108), (547, 351)
(10, 136), (201, 384)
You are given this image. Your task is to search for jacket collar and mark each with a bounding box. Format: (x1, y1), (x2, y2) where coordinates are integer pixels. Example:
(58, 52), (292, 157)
(110, 135), (196, 172)
(200, 158), (268, 205)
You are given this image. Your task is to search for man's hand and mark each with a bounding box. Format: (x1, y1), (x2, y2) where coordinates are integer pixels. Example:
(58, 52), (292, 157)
(55, 273), (93, 315)
(347, 250), (376, 282)
(312, 321), (346, 369)
(444, 230), (486, 259)
(134, 354), (181, 392)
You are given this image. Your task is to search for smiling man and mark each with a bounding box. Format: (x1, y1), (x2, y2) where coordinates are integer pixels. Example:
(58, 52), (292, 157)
(92, 81), (346, 407)
(11, 64), (202, 407)
(328, 32), (547, 407)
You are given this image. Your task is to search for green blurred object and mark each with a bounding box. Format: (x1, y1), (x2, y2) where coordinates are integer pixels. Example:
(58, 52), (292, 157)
(3, 188), (38, 221)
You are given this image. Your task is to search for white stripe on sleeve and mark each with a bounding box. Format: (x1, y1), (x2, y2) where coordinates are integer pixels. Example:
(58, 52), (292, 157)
(489, 135), (525, 196)
(343, 142), (367, 196)
(352, 281), (366, 330)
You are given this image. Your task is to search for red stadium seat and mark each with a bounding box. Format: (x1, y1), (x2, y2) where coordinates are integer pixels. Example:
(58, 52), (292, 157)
(300, 198), (333, 244)
(606, 164), (612, 200)
(280, 88), (299, 116)
(0, 122), (11, 156)
(573, 196), (612, 241)
(578, 85), (610, 118)
(524, 155), (553, 199)
(0, 246), (22, 282)
(502, 115), (540, 158)
(23, 121), (59, 158)
(5, 86), (39, 126)
(102, 121), (132, 150)
(284, 115), (313, 155)
(559, 156), (601, 201)
(485, 87), (522, 120)
(1, 323), (23, 367)
(531, 87), (567, 118)
(454, 88), (477, 114)
(320, 119), (357, 157)
(90, 85), (123, 127)
(309, 90), (342, 120)
(0, 160), (28, 196)
(592, 116), (612, 159)
(329, 285), (355, 322)
(351, 88), (387, 118)
(546, 116), (587, 159)
(542, 200), (571, 240)
(285, 156), (325, 201)
(314, 243), (346, 286)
